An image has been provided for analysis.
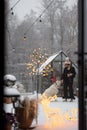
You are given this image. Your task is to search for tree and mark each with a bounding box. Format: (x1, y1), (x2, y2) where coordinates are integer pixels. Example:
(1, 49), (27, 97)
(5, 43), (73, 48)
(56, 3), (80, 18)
(41, 0), (64, 53)
(40, 0), (78, 61)
(5, 0), (19, 66)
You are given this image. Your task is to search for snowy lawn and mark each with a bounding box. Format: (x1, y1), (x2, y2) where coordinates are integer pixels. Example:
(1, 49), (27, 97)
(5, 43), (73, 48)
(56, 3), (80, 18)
(4, 94), (78, 130)
(32, 96), (78, 130)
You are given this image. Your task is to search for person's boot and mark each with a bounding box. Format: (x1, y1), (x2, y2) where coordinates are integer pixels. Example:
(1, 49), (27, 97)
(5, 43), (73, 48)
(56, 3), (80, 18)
(70, 99), (73, 102)
(63, 99), (67, 102)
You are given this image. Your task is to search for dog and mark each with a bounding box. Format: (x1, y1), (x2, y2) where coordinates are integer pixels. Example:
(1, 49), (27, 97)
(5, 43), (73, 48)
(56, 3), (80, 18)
(42, 80), (62, 98)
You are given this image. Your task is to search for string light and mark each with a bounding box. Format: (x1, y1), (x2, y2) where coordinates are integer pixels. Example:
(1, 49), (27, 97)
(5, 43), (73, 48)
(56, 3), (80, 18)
(5, 0), (23, 50)
(23, 0), (56, 39)
(6, 0), (58, 45)
(39, 16), (42, 22)
(23, 36), (27, 41)
(6, 0), (56, 41)
(39, 19), (42, 22)
(6, 0), (22, 16)
(11, 8), (14, 15)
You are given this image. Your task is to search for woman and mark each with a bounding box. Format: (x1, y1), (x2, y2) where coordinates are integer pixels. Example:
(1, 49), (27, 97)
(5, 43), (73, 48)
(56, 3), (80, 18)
(61, 58), (76, 102)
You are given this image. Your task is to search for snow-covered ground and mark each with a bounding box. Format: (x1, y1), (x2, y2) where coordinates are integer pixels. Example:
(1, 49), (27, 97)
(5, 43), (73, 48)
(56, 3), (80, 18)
(32, 96), (78, 130)
(3, 94), (78, 130)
